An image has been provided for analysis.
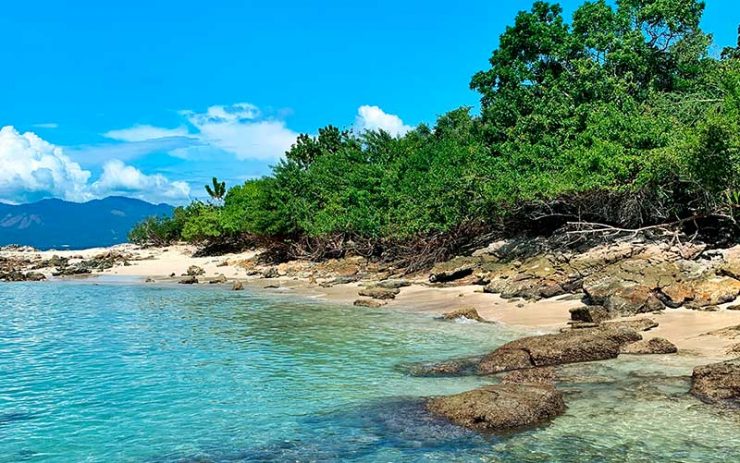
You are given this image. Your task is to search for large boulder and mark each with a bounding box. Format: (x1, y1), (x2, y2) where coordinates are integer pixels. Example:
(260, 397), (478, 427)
(426, 384), (565, 432)
(620, 337), (678, 355)
(407, 326), (641, 377)
(691, 359), (740, 406)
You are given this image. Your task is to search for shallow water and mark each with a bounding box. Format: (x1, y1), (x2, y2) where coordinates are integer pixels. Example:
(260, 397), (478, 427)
(0, 281), (738, 462)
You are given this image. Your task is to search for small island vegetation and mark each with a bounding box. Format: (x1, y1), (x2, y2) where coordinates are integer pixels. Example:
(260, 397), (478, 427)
(130, 0), (740, 268)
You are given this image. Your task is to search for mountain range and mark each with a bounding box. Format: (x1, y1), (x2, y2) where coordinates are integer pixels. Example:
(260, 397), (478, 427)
(0, 197), (174, 250)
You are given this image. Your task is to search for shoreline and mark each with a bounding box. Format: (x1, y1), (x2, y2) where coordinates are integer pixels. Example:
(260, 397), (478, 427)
(2, 243), (740, 364)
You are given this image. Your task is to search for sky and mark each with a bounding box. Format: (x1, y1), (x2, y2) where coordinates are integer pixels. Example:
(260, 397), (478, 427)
(1, 0), (738, 205)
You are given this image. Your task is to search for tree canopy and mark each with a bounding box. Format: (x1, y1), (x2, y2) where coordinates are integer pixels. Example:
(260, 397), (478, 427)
(131, 0), (740, 258)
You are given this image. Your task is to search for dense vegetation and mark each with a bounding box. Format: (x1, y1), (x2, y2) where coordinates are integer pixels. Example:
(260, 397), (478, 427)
(131, 0), (740, 264)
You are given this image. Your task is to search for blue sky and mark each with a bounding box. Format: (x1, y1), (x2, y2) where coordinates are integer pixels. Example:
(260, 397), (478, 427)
(0, 0), (738, 204)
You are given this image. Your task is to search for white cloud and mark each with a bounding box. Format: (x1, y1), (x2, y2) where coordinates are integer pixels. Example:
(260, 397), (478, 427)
(354, 105), (412, 137)
(103, 124), (190, 142)
(91, 160), (190, 202)
(0, 126), (190, 204)
(0, 126), (91, 202)
(182, 103), (298, 161)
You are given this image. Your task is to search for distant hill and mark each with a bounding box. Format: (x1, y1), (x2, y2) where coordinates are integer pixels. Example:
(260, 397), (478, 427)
(0, 196), (174, 250)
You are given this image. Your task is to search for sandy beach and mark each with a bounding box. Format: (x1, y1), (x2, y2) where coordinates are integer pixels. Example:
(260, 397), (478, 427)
(3, 243), (740, 363)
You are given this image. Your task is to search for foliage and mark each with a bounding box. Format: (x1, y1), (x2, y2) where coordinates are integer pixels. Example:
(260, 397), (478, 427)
(130, 1), (740, 258)
(205, 177), (226, 202)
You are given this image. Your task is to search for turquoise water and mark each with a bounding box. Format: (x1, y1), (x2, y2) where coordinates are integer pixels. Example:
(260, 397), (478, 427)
(1, 281), (739, 462)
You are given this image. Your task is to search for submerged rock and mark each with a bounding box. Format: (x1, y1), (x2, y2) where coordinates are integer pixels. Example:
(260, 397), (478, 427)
(353, 298), (387, 308)
(438, 308), (486, 322)
(501, 367), (557, 385)
(232, 280), (244, 291)
(620, 337), (678, 355)
(691, 359), (740, 406)
(426, 384), (565, 432)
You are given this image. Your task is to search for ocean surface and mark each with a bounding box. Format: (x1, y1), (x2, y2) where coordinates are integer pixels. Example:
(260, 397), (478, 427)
(1, 280), (739, 462)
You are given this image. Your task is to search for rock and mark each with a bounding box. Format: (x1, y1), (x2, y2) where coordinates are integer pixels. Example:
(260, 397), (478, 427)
(501, 367), (557, 385)
(209, 274), (228, 284)
(319, 276), (359, 287)
(691, 278), (740, 307)
(408, 326), (641, 377)
(620, 337), (678, 354)
(375, 279), (411, 289)
(727, 304), (740, 311)
(429, 259), (475, 283)
(178, 275), (198, 284)
(583, 276), (663, 315)
(426, 384), (565, 432)
(569, 305), (611, 323)
(24, 272), (46, 281)
(405, 356), (483, 377)
(353, 298), (387, 308)
(262, 267), (279, 279)
(358, 287), (400, 300)
(438, 308), (486, 322)
(601, 318), (659, 332)
(232, 280), (244, 291)
(478, 327), (641, 374)
(169, 272), (176, 278)
(691, 359), (740, 406)
(727, 343), (740, 355)
(186, 265), (205, 276)
(145, 277), (155, 283)
(264, 284), (280, 289)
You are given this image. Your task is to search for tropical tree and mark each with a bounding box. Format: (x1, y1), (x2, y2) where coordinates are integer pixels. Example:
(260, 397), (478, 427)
(205, 177), (226, 202)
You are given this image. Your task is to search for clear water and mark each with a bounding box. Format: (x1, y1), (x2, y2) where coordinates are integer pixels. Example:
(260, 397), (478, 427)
(1, 281), (739, 462)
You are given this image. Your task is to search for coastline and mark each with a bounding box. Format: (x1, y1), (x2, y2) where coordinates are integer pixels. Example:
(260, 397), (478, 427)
(3, 243), (740, 364)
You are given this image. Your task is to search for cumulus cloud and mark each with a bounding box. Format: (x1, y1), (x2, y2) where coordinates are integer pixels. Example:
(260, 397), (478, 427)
(91, 160), (190, 202)
(0, 126), (190, 204)
(181, 103), (298, 161)
(354, 105), (412, 137)
(103, 124), (190, 142)
(0, 126), (91, 202)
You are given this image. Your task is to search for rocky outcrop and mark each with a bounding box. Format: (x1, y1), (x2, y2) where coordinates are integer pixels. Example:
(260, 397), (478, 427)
(408, 326), (641, 377)
(429, 259), (475, 283)
(375, 279), (411, 289)
(232, 280), (244, 291)
(620, 337), (678, 354)
(354, 298), (387, 308)
(601, 318), (659, 332)
(426, 384), (565, 432)
(438, 308), (486, 322)
(358, 287), (400, 300)
(178, 275), (198, 284)
(691, 359), (740, 406)
(501, 367), (557, 385)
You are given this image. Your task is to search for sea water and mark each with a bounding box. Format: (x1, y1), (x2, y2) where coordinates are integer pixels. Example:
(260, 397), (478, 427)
(1, 281), (739, 462)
